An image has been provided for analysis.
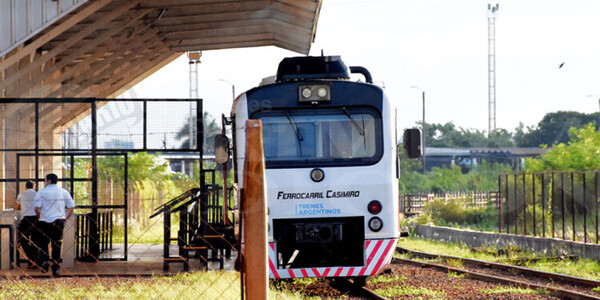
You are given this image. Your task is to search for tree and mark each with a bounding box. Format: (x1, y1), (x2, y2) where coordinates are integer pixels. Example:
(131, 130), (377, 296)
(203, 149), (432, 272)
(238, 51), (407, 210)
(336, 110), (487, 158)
(398, 145), (511, 194)
(516, 111), (598, 147)
(525, 123), (600, 171)
(176, 111), (222, 154)
(420, 121), (515, 148)
(487, 128), (515, 147)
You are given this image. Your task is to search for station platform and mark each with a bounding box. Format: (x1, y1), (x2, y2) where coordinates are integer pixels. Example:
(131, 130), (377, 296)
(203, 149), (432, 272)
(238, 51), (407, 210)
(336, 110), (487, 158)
(1, 244), (238, 277)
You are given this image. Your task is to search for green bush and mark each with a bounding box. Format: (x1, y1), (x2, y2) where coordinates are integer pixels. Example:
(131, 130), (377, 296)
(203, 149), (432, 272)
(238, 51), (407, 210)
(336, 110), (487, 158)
(420, 200), (498, 232)
(464, 207), (498, 231)
(424, 199), (466, 224)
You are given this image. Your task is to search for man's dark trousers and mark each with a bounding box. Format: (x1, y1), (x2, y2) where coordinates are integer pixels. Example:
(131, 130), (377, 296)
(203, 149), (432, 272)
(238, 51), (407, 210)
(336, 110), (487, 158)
(18, 216), (39, 264)
(36, 219), (65, 271)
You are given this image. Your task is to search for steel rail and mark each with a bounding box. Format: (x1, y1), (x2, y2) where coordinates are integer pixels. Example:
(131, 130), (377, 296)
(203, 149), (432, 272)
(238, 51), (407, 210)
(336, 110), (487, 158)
(396, 246), (600, 287)
(356, 286), (389, 300)
(330, 278), (389, 300)
(393, 256), (600, 300)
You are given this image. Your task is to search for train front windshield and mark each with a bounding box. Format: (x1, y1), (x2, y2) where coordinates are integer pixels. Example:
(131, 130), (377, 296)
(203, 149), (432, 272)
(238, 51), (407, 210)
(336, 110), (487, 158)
(255, 108), (383, 167)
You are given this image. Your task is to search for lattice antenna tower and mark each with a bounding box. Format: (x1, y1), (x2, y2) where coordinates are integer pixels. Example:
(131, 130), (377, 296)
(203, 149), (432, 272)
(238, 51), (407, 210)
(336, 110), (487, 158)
(187, 51), (202, 149)
(487, 3), (499, 136)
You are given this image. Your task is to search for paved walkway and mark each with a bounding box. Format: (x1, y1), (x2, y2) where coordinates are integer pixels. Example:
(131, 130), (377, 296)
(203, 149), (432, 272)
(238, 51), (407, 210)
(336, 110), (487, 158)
(1, 244), (237, 277)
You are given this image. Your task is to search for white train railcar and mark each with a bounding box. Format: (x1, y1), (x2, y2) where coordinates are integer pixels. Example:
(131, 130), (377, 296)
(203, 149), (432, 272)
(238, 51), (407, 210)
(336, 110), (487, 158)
(230, 55), (421, 283)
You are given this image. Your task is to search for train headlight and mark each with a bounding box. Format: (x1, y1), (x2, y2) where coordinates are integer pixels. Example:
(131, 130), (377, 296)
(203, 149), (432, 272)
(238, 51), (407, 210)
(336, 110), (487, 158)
(298, 84), (331, 103)
(310, 168), (324, 182)
(368, 217), (383, 232)
(301, 87), (312, 98)
(367, 200), (382, 215)
(317, 87), (328, 98)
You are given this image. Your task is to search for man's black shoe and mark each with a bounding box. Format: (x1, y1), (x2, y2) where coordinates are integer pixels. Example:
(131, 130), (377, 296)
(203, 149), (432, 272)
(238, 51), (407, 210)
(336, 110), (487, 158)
(52, 268), (60, 277)
(40, 261), (50, 273)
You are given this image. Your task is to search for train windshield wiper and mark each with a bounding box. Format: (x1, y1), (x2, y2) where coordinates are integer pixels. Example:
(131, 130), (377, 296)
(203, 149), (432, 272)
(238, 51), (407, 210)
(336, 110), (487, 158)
(340, 107), (365, 136)
(340, 107), (367, 150)
(285, 110), (303, 156)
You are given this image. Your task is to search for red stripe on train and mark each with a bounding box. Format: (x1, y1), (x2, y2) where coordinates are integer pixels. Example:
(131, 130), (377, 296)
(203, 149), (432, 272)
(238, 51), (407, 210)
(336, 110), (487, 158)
(359, 239), (383, 276)
(269, 260), (280, 279)
(371, 240), (395, 275)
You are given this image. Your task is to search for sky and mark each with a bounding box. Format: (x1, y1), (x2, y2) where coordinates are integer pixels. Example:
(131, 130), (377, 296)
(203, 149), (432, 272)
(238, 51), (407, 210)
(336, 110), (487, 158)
(121, 0), (600, 135)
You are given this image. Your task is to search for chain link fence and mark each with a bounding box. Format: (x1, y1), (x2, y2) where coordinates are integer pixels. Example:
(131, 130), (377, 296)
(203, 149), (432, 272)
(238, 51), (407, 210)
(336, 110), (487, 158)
(0, 99), (244, 299)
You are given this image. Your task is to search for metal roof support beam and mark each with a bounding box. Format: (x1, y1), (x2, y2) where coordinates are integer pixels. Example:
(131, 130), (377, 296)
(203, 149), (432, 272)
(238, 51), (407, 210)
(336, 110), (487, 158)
(170, 40), (274, 52)
(51, 32), (164, 97)
(65, 50), (151, 97)
(8, 8), (153, 98)
(272, 40), (306, 56)
(169, 32), (273, 49)
(94, 51), (171, 97)
(0, 0), (112, 72)
(75, 49), (169, 98)
(141, 1), (269, 11)
(163, 24), (271, 41)
(107, 53), (182, 98)
(0, 0), (144, 93)
(96, 50), (175, 98)
(37, 22), (158, 98)
(155, 10), (271, 26)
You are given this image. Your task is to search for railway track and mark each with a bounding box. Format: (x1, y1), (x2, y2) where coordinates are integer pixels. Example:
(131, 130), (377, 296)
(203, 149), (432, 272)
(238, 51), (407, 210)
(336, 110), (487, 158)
(329, 278), (389, 300)
(394, 247), (600, 299)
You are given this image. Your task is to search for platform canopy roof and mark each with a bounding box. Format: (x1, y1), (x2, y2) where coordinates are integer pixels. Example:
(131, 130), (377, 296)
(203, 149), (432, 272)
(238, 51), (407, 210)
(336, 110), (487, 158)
(0, 0), (322, 99)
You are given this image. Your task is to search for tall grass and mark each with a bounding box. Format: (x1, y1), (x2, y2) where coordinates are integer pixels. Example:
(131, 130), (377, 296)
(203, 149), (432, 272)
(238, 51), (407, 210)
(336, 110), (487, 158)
(0, 272), (303, 299)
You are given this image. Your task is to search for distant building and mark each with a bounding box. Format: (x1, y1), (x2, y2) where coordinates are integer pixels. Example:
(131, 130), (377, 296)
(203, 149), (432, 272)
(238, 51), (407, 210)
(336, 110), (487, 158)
(425, 148), (471, 171)
(161, 153), (216, 179)
(104, 139), (134, 149)
(424, 147), (547, 173)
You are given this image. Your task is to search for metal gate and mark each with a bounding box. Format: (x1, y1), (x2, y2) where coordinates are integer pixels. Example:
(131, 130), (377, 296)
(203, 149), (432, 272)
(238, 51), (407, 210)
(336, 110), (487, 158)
(16, 152), (128, 261)
(499, 172), (600, 243)
(0, 98), (203, 263)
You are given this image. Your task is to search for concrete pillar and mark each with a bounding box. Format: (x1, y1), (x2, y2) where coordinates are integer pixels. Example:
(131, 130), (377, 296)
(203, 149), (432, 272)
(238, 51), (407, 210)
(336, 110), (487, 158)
(0, 210), (16, 270)
(62, 215), (76, 268)
(39, 104), (64, 180)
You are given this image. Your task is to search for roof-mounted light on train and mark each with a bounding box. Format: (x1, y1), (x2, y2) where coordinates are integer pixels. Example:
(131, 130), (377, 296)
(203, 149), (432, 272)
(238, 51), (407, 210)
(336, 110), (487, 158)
(368, 217), (383, 232)
(317, 87), (328, 98)
(368, 200), (382, 215)
(298, 84), (331, 104)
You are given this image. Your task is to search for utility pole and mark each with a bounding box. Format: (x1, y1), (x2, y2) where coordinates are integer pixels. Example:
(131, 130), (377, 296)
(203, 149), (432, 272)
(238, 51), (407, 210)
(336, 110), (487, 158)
(219, 78), (236, 102)
(487, 3), (499, 136)
(188, 51), (202, 150)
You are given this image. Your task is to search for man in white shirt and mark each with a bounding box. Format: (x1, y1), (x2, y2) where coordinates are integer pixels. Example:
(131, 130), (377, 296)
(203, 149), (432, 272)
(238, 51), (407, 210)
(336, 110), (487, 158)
(16, 180), (38, 267)
(34, 173), (75, 276)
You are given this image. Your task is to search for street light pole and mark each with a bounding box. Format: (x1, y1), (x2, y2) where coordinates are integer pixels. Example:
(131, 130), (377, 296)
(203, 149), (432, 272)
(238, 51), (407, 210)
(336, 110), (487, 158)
(219, 79), (236, 101)
(411, 86), (426, 173)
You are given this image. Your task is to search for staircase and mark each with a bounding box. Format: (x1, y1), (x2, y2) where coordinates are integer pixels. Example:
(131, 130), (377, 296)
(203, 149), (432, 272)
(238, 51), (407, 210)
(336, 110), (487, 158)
(150, 170), (235, 271)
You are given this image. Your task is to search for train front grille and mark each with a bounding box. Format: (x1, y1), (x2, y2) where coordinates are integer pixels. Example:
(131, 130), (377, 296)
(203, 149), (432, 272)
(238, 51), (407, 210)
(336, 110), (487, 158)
(273, 217), (364, 268)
